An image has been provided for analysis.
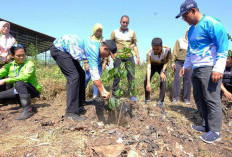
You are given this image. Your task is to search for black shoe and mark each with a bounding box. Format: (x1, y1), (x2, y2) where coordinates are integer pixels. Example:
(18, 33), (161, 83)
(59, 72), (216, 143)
(15, 94), (34, 120)
(65, 113), (86, 122)
(78, 107), (87, 115)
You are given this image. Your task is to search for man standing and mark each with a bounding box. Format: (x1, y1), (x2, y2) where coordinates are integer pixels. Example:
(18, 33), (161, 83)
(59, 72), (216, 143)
(177, 0), (228, 143)
(171, 29), (192, 104)
(111, 15), (140, 101)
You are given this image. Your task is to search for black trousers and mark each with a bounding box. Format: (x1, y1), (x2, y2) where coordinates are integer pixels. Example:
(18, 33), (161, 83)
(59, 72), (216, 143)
(172, 60), (192, 101)
(112, 57), (135, 97)
(0, 81), (40, 103)
(144, 64), (166, 102)
(50, 44), (85, 114)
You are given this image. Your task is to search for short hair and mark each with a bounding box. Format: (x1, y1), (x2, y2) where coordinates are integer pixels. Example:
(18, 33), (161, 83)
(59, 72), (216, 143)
(120, 15), (129, 21)
(10, 44), (26, 56)
(151, 38), (162, 46)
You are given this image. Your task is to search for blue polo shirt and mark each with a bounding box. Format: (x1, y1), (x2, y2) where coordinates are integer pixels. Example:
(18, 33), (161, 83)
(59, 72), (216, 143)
(53, 35), (101, 81)
(183, 15), (229, 73)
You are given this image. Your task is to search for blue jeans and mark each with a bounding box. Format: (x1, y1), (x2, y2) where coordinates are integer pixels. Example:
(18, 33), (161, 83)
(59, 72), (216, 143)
(85, 67), (102, 96)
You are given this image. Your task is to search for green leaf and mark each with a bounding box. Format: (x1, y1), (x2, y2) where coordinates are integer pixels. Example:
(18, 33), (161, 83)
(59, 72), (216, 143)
(108, 98), (115, 110)
(116, 99), (120, 107)
(123, 70), (127, 78)
(115, 89), (120, 97)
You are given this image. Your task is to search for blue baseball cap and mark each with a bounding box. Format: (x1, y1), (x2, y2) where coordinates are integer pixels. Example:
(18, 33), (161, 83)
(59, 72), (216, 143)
(176, 0), (198, 18)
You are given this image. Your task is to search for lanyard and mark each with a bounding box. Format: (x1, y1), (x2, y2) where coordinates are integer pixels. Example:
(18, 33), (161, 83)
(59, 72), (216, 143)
(14, 63), (24, 77)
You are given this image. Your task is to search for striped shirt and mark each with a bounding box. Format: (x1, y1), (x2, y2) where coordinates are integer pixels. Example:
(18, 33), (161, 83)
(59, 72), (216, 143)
(146, 46), (171, 65)
(183, 15), (229, 73)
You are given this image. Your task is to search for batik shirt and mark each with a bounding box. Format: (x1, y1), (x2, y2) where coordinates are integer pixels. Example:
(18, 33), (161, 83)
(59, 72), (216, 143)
(53, 35), (101, 81)
(183, 15), (229, 73)
(146, 46), (171, 66)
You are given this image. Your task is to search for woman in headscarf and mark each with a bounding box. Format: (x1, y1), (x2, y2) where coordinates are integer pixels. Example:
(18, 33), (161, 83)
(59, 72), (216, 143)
(0, 21), (16, 65)
(0, 21), (16, 91)
(85, 23), (110, 99)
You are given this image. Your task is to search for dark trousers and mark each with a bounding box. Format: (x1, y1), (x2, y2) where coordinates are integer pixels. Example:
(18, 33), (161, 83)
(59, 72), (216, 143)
(0, 81), (40, 103)
(112, 57), (135, 97)
(144, 64), (166, 102)
(172, 60), (192, 101)
(192, 66), (222, 132)
(50, 44), (85, 114)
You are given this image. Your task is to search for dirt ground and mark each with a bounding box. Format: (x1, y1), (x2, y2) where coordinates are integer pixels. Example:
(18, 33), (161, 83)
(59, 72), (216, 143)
(0, 84), (232, 157)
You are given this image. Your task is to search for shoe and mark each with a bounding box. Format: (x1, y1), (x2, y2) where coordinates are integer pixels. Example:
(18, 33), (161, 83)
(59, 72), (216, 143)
(144, 99), (151, 104)
(131, 97), (139, 101)
(184, 100), (191, 105)
(200, 131), (220, 144)
(93, 95), (97, 99)
(191, 125), (208, 132)
(15, 94), (34, 120)
(157, 101), (164, 106)
(78, 107), (87, 115)
(172, 99), (178, 104)
(65, 113), (86, 122)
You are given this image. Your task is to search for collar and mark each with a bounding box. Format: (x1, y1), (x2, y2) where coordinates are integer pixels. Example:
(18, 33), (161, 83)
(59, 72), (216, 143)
(119, 27), (129, 33)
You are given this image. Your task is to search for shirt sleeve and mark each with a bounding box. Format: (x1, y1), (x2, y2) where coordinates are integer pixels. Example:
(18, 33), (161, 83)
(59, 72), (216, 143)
(0, 64), (10, 79)
(84, 39), (101, 81)
(183, 45), (191, 70)
(111, 31), (115, 41)
(146, 50), (151, 67)
(209, 21), (229, 73)
(5, 62), (35, 84)
(132, 32), (138, 44)
(171, 40), (179, 64)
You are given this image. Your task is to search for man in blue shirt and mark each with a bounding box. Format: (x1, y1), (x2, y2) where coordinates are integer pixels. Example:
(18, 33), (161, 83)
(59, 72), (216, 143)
(50, 35), (117, 122)
(176, 0), (229, 143)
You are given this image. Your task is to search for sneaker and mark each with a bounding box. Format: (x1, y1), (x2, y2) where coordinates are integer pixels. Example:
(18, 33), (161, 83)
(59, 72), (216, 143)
(184, 100), (191, 105)
(200, 131), (220, 144)
(131, 97), (139, 101)
(172, 98), (178, 104)
(191, 125), (208, 132)
(157, 101), (164, 106)
(144, 99), (151, 104)
(65, 113), (86, 122)
(93, 95), (97, 99)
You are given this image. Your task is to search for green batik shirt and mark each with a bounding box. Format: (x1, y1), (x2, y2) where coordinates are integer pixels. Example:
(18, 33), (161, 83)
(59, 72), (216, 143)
(0, 59), (42, 93)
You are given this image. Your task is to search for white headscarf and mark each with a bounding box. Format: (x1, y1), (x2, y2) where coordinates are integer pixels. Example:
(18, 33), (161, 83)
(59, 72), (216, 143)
(0, 21), (16, 60)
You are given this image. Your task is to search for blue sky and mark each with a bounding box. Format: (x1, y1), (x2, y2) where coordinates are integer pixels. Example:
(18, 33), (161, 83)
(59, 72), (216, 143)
(1, 0), (231, 62)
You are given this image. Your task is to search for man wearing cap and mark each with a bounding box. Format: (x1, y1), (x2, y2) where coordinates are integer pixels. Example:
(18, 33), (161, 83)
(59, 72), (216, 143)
(111, 15), (140, 101)
(50, 35), (117, 122)
(171, 28), (192, 105)
(144, 38), (171, 106)
(177, 0), (229, 143)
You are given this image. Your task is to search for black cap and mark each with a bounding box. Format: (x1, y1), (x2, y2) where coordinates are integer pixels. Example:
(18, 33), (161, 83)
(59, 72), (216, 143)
(176, 0), (198, 18)
(152, 38), (162, 46)
(103, 40), (117, 54)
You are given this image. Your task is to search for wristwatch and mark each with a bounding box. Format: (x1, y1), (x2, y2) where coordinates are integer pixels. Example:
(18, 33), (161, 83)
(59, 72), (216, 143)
(161, 70), (166, 73)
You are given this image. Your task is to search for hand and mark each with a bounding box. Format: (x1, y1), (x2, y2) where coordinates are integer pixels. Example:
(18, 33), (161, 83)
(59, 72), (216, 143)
(0, 79), (6, 85)
(179, 68), (187, 77)
(102, 64), (106, 71)
(84, 64), (89, 71)
(106, 60), (110, 66)
(211, 71), (222, 83)
(5, 55), (11, 63)
(136, 57), (140, 66)
(100, 90), (110, 100)
(146, 84), (151, 92)
(160, 72), (166, 82)
(171, 64), (176, 71)
(224, 91), (232, 101)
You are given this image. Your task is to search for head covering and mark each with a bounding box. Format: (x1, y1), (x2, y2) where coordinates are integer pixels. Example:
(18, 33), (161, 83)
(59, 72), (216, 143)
(0, 21), (16, 61)
(151, 38), (162, 46)
(175, 0), (198, 18)
(91, 23), (103, 42)
(103, 40), (117, 54)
